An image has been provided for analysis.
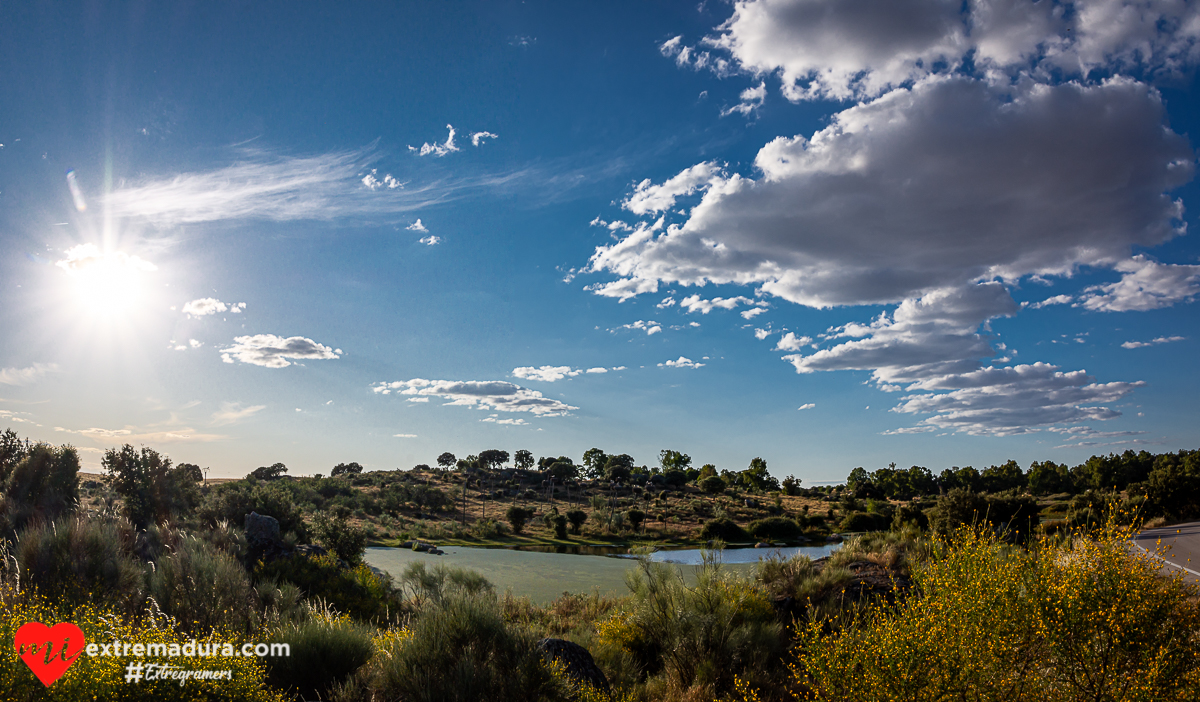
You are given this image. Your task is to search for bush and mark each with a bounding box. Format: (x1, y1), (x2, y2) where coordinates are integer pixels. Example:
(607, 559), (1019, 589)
(264, 609), (375, 701)
(838, 511), (890, 532)
(748, 516), (802, 542)
(553, 515), (568, 539)
(399, 562), (494, 604)
(566, 509), (588, 535)
(200, 482), (311, 543)
(355, 594), (571, 702)
(700, 518), (748, 542)
(2, 443), (80, 532)
(257, 553), (400, 623)
(626, 509), (645, 532)
(149, 535), (254, 634)
(507, 505), (532, 534)
(9, 516), (144, 612)
(313, 513), (367, 564)
(793, 523), (1200, 700)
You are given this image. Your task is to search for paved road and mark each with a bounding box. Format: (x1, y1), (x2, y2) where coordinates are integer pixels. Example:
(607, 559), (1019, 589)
(1131, 521), (1200, 584)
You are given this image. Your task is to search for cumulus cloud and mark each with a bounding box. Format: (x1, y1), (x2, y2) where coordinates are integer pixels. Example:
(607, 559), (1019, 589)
(1024, 294), (1074, 309)
(410, 125), (461, 157)
(741, 307), (767, 319)
(586, 367), (609, 374)
(182, 298), (227, 317)
(512, 366), (583, 382)
(1121, 335), (1186, 349)
(611, 320), (662, 335)
(797, 403), (816, 410)
(589, 78), (1192, 309)
(372, 379), (577, 416)
(694, 0), (1200, 102)
(407, 219), (428, 232)
(892, 362), (1144, 435)
(1077, 256), (1200, 311)
(219, 334), (342, 368)
(481, 416), (529, 426)
(361, 169), (402, 190)
(211, 401), (267, 426)
(753, 328), (772, 340)
(680, 294), (756, 314)
(775, 332), (812, 351)
(659, 356), (705, 369)
(624, 162), (724, 215)
(722, 81), (767, 117)
(419, 235), (441, 246)
(471, 131), (498, 147)
(586, 277), (660, 301)
(657, 296), (677, 309)
(0, 363), (58, 386)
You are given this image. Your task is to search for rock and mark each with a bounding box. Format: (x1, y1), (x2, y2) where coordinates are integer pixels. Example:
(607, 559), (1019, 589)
(293, 544), (328, 558)
(745, 498), (759, 508)
(245, 512), (286, 562)
(536, 638), (610, 695)
(755, 542), (769, 548)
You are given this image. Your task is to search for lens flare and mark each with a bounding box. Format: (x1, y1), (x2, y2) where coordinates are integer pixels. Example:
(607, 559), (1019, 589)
(56, 244), (157, 318)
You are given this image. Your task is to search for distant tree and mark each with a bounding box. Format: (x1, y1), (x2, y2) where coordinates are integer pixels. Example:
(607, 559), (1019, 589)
(1146, 450), (1200, 520)
(413, 464), (431, 472)
(1028, 460), (1071, 496)
(312, 512), (367, 564)
(582, 448), (609, 479)
(553, 515), (568, 539)
(697, 463), (717, 481)
(3, 442), (80, 529)
(175, 463), (204, 485)
(781, 475), (801, 496)
(331, 462), (364, 476)
(981, 460), (1025, 493)
(626, 509), (645, 532)
(250, 462), (288, 481)
(513, 449), (534, 472)
(741, 457), (778, 491)
(566, 509), (588, 534)
(659, 449), (692, 473)
(939, 466), (982, 493)
(548, 462), (579, 482)
(604, 454), (635, 482)
(436, 452), (457, 472)
(0, 428), (32, 484)
(478, 449), (510, 471)
(701, 475), (726, 496)
(506, 505), (532, 534)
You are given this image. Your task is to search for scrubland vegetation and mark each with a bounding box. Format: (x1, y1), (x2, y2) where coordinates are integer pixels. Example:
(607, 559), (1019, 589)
(1, 427), (1198, 700)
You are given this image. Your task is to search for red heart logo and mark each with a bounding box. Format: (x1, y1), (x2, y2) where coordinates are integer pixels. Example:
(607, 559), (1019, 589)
(13, 621), (86, 687)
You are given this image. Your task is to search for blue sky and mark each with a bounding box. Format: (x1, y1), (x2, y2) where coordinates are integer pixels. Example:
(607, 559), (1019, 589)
(2, 1), (1199, 481)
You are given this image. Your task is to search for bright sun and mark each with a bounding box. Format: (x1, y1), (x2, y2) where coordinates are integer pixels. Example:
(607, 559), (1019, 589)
(56, 244), (157, 319)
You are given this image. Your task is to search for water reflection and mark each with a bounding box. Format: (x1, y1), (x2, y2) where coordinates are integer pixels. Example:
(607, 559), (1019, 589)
(489, 542), (841, 564)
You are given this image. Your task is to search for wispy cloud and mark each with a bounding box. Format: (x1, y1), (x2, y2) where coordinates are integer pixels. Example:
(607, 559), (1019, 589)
(1121, 335), (1185, 349)
(471, 131), (498, 147)
(372, 378), (577, 416)
(211, 401), (267, 426)
(0, 363), (58, 386)
(419, 235), (441, 246)
(410, 125), (461, 157)
(659, 356), (705, 369)
(220, 334), (342, 368)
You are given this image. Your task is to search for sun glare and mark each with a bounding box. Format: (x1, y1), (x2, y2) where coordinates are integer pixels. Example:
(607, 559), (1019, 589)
(56, 244), (157, 319)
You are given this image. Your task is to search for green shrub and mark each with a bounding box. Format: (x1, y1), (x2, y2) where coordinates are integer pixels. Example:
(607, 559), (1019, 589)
(9, 516), (144, 612)
(553, 515), (568, 539)
(700, 518), (748, 542)
(566, 509), (588, 534)
(2, 443), (80, 532)
(398, 562), (494, 605)
(200, 482), (311, 542)
(264, 610), (376, 701)
(149, 535), (254, 634)
(256, 553), (400, 623)
(838, 511), (890, 532)
(507, 505), (532, 534)
(355, 594), (571, 702)
(313, 513), (367, 564)
(748, 516), (802, 542)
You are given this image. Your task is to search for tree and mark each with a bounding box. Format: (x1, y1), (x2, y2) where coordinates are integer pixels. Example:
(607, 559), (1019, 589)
(1028, 460), (1070, 496)
(701, 475), (726, 496)
(698, 463), (717, 481)
(981, 460), (1025, 493)
(103, 444), (198, 527)
(781, 475), (801, 496)
(437, 452), (457, 473)
(312, 513), (367, 564)
(659, 449), (692, 473)
(478, 449), (509, 471)
(3, 442), (80, 529)
(741, 457), (778, 491)
(582, 448), (609, 479)
(506, 505), (532, 534)
(566, 509), (588, 534)
(250, 462), (288, 481)
(553, 515), (568, 539)
(604, 454), (635, 482)
(513, 449), (534, 472)
(175, 463), (204, 484)
(331, 462), (364, 476)
(547, 461), (578, 482)
(1146, 450), (1200, 520)
(0, 428), (32, 484)
(626, 509), (645, 532)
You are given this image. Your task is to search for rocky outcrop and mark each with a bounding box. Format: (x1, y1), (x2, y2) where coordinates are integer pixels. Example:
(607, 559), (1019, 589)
(536, 638), (610, 696)
(245, 512), (289, 562)
(399, 540), (444, 555)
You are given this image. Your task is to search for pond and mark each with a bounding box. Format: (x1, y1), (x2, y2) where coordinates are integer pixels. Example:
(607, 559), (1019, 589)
(365, 543), (840, 604)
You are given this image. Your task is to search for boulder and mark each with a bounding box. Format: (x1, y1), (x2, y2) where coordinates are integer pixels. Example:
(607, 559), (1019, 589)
(536, 638), (610, 695)
(245, 512), (286, 561)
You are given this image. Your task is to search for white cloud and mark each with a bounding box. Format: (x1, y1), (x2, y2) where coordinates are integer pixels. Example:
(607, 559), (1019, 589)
(407, 397), (430, 403)
(753, 328), (772, 340)
(586, 277), (660, 301)
(589, 78), (1191, 309)
(680, 294), (755, 314)
(419, 235), (442, 246)
(1024, 294), (1074, 309)
(741, 307), (766, 319)
(0, 410), (36, 425)
(210, 401), (267, 426)
(797, 403), (815, 410)
(624, 162), (724, 216)
(182, 297), (227, 317)
(219, 334), (341, 368)
(512, 366), (582, 382)
(230, 302), (246, 313)
(471, 131), (498, 147)
(481, 417), (529, 426)
(1121, 335), (1185, 349)
(1077, 256), (1200, 311)
(102, 148), (436, 226)
(407, 219), (428, 232)
(880, 425), (937, 435)
(56, 244), (156, 276)
(372, 379), (577, 416)
(659, 356), (705, 369)
(361, 169), (402, 190)
(775, 332), (813, 351)
(590, 216), (634, 232)
(586, 367), (609, 374)
(657, 296), (677, 309)
(892, 362), (1144, 435)
(0, 363), (58, 386)
(410, 124), (461, 157)
(394, 433), (418, 438)
(612, 320), (662, 335)
(722, 81), (767, 117)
